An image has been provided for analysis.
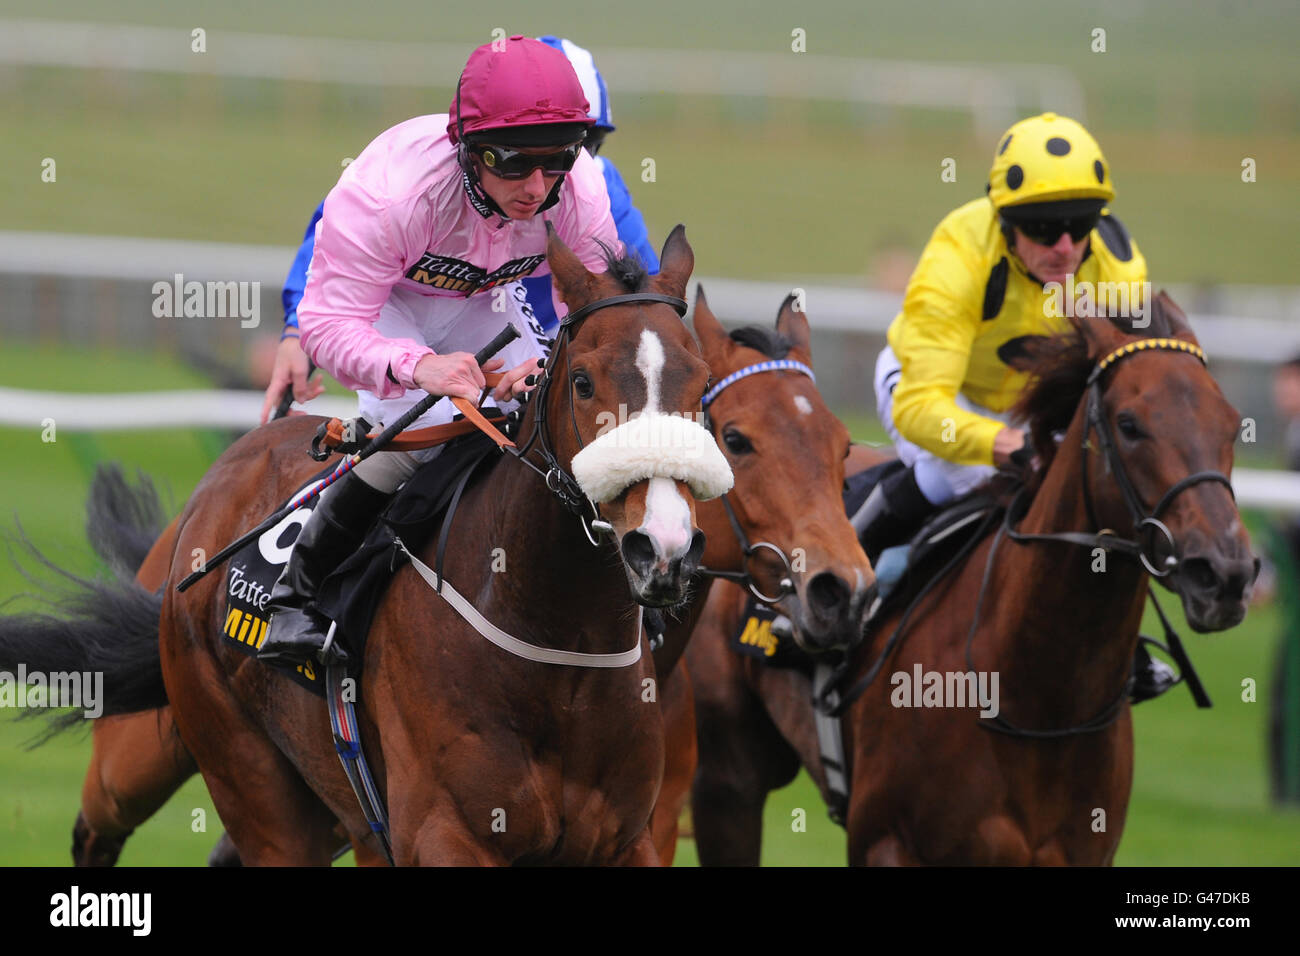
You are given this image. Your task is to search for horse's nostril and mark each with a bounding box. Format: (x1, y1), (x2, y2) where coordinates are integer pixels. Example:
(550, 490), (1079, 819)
(1181, 558), (1218, 594)
(621, 530), (657, 576)
(680, 530), (706, 576)
(1182, 554), (1256, 603)
(808, 571), (850, 617)
(1222, 559), (1257, 603)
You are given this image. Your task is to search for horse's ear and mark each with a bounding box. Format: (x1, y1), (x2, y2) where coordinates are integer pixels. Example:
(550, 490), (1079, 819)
(546, 222), (597, 307)
(652, 224), (694, 300)
(996, 334), (1052, 373)
(692, 284), (730, 362)
(1072, 313), (1128, 361)
(1151, 289), (1200, 345)
(775, 292), (812, 362)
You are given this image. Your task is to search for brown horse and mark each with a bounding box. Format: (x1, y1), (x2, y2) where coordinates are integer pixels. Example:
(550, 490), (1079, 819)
(56, 285), (870, 867)
(684, 294), (1258, 864)
(646, 289), (873, 862)
(7, 227), (735, 865)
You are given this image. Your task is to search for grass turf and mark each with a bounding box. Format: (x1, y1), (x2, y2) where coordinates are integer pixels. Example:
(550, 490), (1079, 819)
(1, 346), (1298, 865)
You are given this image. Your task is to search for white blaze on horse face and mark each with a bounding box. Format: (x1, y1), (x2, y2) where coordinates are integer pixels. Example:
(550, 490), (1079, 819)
(793, 395), (813, 416)
(642, 476), (693, 561)
(571, 326), (733, 503)
(634, 328), (691, 559)
(635, 329), (665, 415)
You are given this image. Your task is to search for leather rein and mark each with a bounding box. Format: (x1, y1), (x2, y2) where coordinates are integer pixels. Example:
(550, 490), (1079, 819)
(695, 358), (818, 604)
(505, 291), (689, 545)
(827, 337), (1228, 735)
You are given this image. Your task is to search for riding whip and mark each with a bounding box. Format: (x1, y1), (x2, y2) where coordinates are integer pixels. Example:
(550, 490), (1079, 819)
(177, 323), (520, 592)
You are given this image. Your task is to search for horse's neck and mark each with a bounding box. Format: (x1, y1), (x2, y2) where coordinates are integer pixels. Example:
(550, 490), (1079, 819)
(698, 497), (744, 570)
(991, 406), (1148, 711)
(472, 452), (641, 651)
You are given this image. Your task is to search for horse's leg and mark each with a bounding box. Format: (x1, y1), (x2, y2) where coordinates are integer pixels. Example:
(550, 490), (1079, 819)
(161, 612), (338, 865)
(184, 716), (338, 865)
(863, 835), (920, 866)
(610, 829), (661, 867)
(74, 518), (195, 867)
(207, 831), (243, 867)
(403, 813), (505, 866)
(687, 584), (800, 866)
(74, 709), (196, 866)
(649, 661), (697, 866)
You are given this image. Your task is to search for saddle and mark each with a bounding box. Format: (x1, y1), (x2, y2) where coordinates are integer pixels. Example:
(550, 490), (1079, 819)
(314, 430), (503, 668)
(848, 460), (1003, 632)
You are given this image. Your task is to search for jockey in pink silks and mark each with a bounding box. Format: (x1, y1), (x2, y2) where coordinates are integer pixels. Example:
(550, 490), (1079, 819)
(260, 36), (624, 665)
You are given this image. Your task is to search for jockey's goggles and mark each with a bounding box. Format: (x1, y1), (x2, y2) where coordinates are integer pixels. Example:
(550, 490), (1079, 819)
(1011, 211), (1100, 246)
(471, 141), (583, 179)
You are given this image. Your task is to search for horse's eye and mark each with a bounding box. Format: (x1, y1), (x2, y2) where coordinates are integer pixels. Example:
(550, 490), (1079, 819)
(723, 428), (753, 455)
(1116, 412), (1142, 440)
(572, 372), (594, 399)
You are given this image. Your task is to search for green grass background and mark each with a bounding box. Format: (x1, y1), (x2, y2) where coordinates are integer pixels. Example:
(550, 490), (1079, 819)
(1, 346), (1298, 866)
(2, 0), (1299, 864)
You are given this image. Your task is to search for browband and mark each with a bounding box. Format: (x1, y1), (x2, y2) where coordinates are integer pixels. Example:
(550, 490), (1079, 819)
(702, 359), (816, 408)
(1088, 337), (1207, 385)
(561, 293), (688, 327)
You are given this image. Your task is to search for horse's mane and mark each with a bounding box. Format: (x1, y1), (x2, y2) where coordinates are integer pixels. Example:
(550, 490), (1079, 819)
(728, 326), (793, 359)
(600, 241), (649, 293)
(1010, 305), (1181, 478)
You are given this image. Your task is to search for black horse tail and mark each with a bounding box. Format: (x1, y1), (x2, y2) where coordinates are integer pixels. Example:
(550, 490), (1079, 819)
(1, 464), (170, 745)
(84, 463), (167, 576)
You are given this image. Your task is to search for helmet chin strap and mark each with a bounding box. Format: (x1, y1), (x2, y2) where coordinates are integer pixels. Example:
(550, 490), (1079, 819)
(451, 62), (574, 221)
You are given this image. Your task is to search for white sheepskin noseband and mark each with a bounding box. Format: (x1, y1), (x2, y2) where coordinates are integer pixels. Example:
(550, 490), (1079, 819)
(571, 412), (734, 504)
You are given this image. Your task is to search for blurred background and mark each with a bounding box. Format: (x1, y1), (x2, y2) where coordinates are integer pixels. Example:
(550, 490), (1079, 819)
(1, 0), (1298, 865)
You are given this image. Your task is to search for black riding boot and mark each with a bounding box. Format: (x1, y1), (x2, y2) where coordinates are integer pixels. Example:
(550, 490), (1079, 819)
(258, 472), (392, 666)
(850, 465), (937, 566)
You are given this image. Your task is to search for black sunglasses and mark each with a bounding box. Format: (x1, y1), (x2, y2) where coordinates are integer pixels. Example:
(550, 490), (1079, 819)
(1014, 212), (1100, 246)
(473, 142), (583, 180)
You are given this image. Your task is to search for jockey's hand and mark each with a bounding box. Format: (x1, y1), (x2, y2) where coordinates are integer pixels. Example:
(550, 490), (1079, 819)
(489, 355), (544, 403)
(992, 427), (1027, 467)
(260, 335), (324, 425)
(413, 351), (488, 403)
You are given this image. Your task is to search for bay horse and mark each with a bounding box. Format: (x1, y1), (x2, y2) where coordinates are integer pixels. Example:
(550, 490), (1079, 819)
(645, 288), (873, 861)
(42, 284), (871, 867)
(5, 226), (736, 865)
(685, 294), (1258, 864)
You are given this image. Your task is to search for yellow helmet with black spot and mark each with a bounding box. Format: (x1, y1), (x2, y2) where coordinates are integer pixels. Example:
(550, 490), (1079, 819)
(987, 112), (1114, 211)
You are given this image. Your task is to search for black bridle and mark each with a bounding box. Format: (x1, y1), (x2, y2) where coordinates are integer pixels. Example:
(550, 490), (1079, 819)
(694, 358), (818, 605)
(824, 336), (1229, 735)
(506, 290), (688, 542)
(1009, 336), (1234, 578)
(697, 494), (797, 604)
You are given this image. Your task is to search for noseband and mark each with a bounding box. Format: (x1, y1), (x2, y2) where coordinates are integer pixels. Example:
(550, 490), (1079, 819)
(697, 358), (817, 604)
(507, 291), (688, 544)
(823, 336), (1228, 734)
(1011, 336), (1234, 577)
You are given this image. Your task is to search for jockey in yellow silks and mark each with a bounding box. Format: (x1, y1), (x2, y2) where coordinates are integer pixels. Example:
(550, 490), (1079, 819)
(852, 113), (1180, 697)
(861, 112), (1146, 552)
(856, 113), (1172, 698)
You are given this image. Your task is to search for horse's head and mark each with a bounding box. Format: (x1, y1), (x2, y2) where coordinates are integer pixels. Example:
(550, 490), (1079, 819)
(535, 224), (732, 607)
(693, 289), (872, 651)
(1017, 291), (1258, 632)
